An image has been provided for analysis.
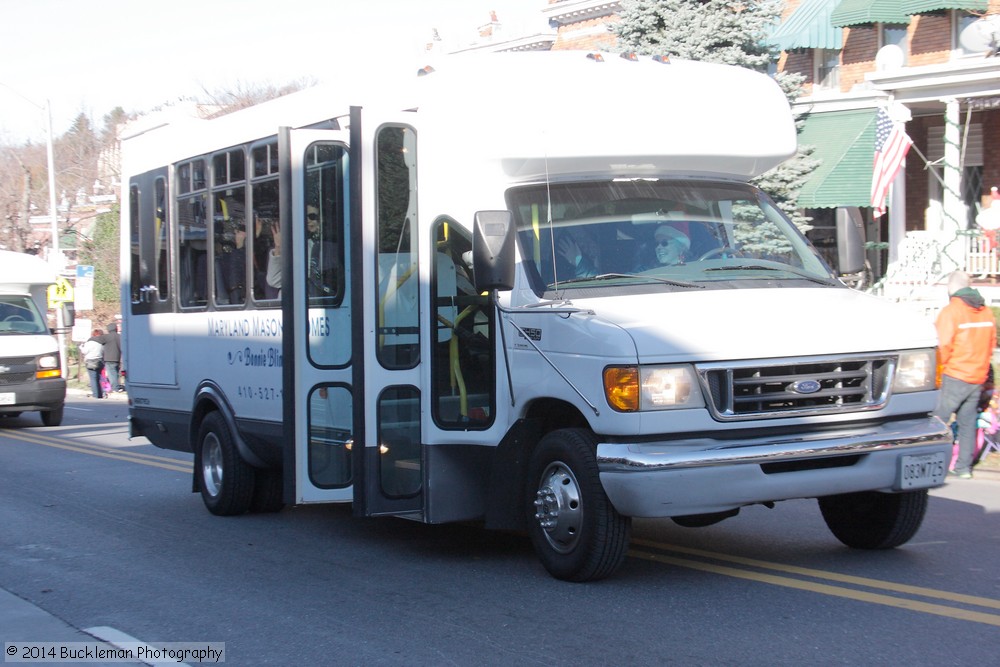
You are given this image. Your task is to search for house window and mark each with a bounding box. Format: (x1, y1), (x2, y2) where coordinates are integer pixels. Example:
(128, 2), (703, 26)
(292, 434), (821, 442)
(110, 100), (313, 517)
(815, 49), (840, 90)
(955, 11), (987, 58)
(881, 24), (909, 65)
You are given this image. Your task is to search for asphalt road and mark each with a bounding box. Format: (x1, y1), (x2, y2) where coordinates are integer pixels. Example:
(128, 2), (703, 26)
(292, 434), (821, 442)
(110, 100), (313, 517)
(2, 395), (999, 666)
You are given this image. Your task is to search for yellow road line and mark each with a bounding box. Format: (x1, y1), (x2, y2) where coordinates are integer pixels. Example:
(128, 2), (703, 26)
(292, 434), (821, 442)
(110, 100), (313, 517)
(1, 431), (190, 473)
(631, 537), (1000, 611)
(630, 548), (1000, 627)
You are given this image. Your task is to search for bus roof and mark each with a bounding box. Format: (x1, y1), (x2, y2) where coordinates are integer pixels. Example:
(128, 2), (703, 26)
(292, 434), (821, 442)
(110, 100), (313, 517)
(122, 51), (796, 182)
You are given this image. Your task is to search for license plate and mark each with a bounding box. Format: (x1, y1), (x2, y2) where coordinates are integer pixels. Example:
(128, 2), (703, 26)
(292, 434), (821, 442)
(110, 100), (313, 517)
(898, 452), (946, 490)
(0, 393), (14, 405)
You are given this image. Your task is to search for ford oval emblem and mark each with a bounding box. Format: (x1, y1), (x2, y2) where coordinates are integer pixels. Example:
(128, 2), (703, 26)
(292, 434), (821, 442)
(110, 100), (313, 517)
(790, 379), (821, 394)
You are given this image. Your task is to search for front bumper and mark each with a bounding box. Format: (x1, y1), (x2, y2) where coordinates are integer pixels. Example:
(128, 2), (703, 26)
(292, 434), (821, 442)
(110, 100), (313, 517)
(596, 416), (952, 518)
(0, 378), (66, 413)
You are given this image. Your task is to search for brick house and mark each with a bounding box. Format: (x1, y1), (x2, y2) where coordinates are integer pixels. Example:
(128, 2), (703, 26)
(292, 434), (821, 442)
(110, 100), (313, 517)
(772, 0), (1000, 297)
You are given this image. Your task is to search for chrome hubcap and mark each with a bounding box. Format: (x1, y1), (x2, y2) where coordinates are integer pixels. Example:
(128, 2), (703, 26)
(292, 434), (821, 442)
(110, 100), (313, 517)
(533, 461), (583, 554)
(201, 434), (223, 498)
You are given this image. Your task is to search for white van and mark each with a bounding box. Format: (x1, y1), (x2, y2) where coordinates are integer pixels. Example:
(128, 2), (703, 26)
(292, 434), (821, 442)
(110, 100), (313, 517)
(0, 250), (68, 426)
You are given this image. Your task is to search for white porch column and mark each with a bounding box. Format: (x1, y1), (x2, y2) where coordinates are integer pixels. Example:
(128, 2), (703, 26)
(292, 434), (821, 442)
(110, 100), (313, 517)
(888, 166), (906, 265)
(940, 98), (966, 274)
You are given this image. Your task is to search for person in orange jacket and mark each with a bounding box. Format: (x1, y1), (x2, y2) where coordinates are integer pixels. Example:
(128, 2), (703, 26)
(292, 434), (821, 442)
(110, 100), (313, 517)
(934, 270), (997, 478)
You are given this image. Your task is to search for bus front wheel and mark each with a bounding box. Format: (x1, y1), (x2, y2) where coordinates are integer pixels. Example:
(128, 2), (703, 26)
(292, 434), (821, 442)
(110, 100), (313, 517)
(526, 428), (631, 582)
(197, 412), (254, 516)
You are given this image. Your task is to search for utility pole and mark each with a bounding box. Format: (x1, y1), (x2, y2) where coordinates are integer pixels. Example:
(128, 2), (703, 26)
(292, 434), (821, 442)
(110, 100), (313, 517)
(45, 98), (60, 265)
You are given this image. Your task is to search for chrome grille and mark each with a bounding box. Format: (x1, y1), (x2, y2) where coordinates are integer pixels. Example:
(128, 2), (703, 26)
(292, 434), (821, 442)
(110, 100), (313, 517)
(699, 354), (893, 421)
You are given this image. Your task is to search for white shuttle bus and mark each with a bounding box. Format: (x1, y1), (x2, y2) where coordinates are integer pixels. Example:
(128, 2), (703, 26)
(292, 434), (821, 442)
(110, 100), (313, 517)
(122, 52), (951, 581)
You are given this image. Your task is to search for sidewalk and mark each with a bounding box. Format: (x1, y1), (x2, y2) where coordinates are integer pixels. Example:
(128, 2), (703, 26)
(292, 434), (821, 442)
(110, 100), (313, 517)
(0, 588), (144, 666)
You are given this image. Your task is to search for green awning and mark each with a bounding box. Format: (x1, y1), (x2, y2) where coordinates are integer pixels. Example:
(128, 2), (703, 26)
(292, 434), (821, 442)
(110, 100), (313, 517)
(770, 0), (843, 50)
(831, 0), (911, 27)
(797, 109), (876, 209)
(903, 1), (988, 13)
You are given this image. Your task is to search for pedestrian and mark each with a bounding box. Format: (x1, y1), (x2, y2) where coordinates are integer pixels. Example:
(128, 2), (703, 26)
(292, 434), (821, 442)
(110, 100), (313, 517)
(91, 322), (124, 392)
(79, 329), (106, 399)
(933, 270), (997, 479)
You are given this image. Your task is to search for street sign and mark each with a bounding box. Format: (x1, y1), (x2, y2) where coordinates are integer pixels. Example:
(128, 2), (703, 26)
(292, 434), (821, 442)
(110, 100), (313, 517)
(47, 276), (74, 307)
(75, 264), (94, 311)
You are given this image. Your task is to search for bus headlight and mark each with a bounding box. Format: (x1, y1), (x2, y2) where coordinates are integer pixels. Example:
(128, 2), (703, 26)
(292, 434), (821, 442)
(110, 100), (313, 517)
(893, 349), (936, 393)
(604, 365), (704, 412)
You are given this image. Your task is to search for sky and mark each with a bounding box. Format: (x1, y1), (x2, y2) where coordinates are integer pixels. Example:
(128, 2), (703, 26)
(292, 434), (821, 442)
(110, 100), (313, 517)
(0, 0), (548, 143)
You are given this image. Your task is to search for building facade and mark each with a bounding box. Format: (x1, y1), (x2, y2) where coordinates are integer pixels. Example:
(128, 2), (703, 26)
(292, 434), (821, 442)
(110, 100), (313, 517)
(773, 0), (1000, 296)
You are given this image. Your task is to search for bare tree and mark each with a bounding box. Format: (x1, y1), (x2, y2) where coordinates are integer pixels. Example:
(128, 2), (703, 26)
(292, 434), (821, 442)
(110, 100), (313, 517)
(0, 140), (48, 253)
(199, 78), (316, 118)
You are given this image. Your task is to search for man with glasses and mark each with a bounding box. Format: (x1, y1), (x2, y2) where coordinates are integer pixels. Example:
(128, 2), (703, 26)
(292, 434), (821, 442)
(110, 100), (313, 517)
(266, 204), (339, 297)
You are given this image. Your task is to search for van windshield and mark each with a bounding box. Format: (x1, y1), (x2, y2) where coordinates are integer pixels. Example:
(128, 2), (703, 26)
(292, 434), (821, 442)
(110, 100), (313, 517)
(0, 296), (48, 334)
(508, 179), (836, 296)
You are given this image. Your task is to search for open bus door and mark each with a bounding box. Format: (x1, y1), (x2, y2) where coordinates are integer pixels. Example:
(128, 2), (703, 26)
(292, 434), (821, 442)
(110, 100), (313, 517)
(282, 127), (355, 504)
(284, 112), (424, 518)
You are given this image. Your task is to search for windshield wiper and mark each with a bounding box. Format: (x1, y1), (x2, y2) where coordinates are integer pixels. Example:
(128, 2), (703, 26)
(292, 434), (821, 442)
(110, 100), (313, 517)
(551, 273), (704, 289)
(704, 264), (836, 286)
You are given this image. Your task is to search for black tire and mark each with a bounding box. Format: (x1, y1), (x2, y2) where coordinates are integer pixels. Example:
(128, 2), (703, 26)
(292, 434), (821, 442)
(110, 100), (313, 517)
(818, 489), (928, 550)
(197, 412), (255, 516)
(41, 405), (64, 427)
(250, 468), (285, 513)
(526, 428), (631, 582)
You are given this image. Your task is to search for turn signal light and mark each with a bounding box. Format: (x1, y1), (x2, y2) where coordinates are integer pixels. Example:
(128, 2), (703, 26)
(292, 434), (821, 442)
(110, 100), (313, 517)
(604, 366), (639, 412)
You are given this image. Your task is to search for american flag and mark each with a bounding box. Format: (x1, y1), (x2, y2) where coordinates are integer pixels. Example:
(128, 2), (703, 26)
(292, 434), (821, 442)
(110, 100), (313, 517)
(870, 107), (913, 219)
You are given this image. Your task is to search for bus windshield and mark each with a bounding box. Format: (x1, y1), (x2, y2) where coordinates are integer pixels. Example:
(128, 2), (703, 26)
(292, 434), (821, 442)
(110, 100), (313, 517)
(508, 179), (835, 296)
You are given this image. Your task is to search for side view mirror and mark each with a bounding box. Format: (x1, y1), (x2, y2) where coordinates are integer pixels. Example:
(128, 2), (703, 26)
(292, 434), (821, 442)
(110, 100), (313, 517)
(472, 210), (516, 293)
(836, 207), (865, 275)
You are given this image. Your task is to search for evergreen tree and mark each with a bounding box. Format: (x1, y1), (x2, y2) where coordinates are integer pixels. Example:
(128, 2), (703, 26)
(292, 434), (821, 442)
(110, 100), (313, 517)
(79, 204), (120, 303)
(612, 0), (817, 234)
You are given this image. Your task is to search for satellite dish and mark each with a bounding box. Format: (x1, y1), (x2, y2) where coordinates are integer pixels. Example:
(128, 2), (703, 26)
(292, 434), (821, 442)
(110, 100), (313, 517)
(875, 45), (904, 71)
(959, 16), (1000, 54)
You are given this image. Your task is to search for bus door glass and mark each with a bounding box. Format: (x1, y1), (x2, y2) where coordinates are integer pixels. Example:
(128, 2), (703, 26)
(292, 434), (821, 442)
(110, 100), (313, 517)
(126, 167), (176, 386)
(355, 117), (423, 517)
(286, 129), (353, 503)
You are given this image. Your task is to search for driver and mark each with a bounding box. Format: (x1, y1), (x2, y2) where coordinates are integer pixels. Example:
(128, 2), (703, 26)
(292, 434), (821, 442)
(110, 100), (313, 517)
(650, 224), (690, 266)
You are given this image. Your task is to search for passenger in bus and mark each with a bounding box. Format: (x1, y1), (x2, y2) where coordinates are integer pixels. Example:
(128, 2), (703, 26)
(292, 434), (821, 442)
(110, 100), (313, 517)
(266, 205), (339, 297)
(253, 212), (279, 300)
(265, 221), (282, 294)
(216, 219), (247, 304)
(556, 228), (601, 278)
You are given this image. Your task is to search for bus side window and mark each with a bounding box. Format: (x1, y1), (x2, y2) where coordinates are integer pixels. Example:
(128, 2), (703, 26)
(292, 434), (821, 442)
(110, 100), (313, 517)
(178, 194), (208, 308)
(213, 188), (248, 306)
(129, 183), (142, 305)
(177, 159), (208, 309)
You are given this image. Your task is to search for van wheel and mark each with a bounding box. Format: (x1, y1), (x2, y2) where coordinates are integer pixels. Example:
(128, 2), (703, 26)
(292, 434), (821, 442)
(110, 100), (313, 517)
(526, 428), (630, 582)
(41, 405), (63, 427)
(250, 468), (285, 513)
(197, 412), (254, 516)
(818, 489), (928, 549)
